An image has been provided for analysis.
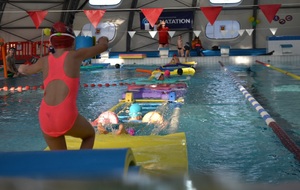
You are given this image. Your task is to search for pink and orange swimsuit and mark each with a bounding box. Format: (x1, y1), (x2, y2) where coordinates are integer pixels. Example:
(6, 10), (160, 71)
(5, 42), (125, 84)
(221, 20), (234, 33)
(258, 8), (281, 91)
(39, 51), (79, 137)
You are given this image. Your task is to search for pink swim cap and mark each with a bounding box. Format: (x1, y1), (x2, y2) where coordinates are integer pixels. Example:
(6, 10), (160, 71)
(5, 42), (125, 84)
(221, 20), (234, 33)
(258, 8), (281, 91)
(164, 70), (170, 77)
(50, 22), (75, 49)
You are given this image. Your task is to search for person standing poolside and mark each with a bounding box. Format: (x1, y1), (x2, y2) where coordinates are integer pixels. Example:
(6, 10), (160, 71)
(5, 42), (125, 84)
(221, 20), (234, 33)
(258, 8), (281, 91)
(18, 22), (109, 150)
(193, 37), (204, 56)
(177, 35), (184, 57)
(6, 47), (20, 77)
(157, 20), (170, 49)
(184, 42), (191, 62)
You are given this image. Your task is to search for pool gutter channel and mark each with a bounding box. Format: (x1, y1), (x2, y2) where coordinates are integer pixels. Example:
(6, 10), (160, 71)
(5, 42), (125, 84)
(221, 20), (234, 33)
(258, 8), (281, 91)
(219, 61), (300, 162)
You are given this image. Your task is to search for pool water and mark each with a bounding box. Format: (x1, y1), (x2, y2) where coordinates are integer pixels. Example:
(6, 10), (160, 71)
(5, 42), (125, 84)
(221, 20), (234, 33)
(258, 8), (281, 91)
(0, 62), (300, 184)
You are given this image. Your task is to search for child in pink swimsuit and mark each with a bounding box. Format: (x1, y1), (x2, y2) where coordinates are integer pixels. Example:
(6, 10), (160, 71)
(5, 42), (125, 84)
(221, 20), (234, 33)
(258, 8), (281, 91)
(18, 22), (109, 150)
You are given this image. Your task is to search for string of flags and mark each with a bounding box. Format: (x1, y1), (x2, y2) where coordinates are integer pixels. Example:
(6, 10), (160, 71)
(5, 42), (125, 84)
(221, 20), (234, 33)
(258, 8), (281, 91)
(33, 4), (283, 37)
(54, 28), (278, 39)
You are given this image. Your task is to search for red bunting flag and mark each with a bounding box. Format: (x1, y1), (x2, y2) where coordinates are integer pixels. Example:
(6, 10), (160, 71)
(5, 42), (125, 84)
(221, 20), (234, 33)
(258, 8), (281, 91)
(259, 4), (281, 23)
(201, 6), (222, 25)
(141, 8), (163, 27)
(84, 10), (106, 28)
(27, 11), (48, 29)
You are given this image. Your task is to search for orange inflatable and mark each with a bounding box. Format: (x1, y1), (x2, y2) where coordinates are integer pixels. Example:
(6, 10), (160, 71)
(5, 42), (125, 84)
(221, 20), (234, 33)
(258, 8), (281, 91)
(136, 68), (152, 74)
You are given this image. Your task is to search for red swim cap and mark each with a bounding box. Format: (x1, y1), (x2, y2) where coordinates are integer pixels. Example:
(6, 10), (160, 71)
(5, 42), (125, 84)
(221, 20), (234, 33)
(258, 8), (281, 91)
(50, 22), (75, 49)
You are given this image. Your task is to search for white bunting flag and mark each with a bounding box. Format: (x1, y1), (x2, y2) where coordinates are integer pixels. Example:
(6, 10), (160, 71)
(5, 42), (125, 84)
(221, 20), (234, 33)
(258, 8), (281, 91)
(149, 31), (157, 38)
(221, 30), (227, 37)
(246, 29), (254, 36)
(193, 30), (201, 37)
(270, 28), (277, 35)
(74, 30), (81, 37)
(128, 31), (136, 38)
(82, 30), (92, 37)
(230, 30), (236, 35)
(168, 31), (175, 38)
(238, 29), (245, 36)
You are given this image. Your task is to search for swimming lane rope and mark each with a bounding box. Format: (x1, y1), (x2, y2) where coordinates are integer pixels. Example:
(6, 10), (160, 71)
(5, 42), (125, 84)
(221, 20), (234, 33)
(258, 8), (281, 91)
(0, 82), (130, 92)
(219, 61), (300, 161)
(256, 60), (300, 80)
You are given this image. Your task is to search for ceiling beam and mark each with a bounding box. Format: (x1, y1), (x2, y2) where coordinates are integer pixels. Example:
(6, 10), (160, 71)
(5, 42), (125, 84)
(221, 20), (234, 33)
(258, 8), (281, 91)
(126, 0), (138, 52)
(0, 1), (64, 3)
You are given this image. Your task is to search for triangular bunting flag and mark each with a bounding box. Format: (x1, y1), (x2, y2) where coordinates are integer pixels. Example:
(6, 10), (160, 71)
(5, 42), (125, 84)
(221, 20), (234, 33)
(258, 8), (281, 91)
(168, 31), (175, 38)
(128, 31), (136, 38)
(201, 6), (222, 25)
(82, 30), (92, 37)
(221, 30), (227, 37)
(246, 29), (254, 36)
(230, 30), (236, 35)
(238, 29), (245, 36)
(270, 28), (277, 35)
(149, 31), (157, 38)
(27, 11), (48, 29)
(193, 30), (201, 37)
(84, 10), (106, 28)
(74, 30), (81, 37)
(141, 8), (163, 27)
(259, 4), (281, 23)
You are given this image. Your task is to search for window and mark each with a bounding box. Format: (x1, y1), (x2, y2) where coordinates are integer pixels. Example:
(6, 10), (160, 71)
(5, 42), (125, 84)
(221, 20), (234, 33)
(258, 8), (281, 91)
(210, 0), (242, 6)
(89, 0), (122, 8)
(205, 20), (240, 39)
(82, 22), (116, 41)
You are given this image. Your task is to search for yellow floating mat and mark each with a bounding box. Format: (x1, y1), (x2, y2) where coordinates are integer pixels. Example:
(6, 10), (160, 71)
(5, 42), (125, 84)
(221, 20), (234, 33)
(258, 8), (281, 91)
(182, 61), (197, 65)
(63, 132), (188, 176)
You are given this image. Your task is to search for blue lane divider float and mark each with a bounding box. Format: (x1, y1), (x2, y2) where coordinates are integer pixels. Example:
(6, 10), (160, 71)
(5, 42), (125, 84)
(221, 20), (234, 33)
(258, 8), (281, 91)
(219, 61), (300, 161)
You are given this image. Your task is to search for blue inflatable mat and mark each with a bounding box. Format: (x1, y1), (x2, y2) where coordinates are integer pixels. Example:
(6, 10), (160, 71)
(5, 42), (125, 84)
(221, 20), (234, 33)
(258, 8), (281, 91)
(0, 148), (138, 179)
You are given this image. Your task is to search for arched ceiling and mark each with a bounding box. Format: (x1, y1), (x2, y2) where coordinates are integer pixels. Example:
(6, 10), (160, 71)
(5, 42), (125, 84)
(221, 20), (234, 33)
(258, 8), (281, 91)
(0, 0), (199, 43)
(0, 0), (86, 41)
(0, 0), (299, 47)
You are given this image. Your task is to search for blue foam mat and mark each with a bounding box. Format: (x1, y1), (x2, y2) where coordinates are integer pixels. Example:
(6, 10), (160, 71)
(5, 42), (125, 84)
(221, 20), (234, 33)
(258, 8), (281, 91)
(0, 148), (138, 179)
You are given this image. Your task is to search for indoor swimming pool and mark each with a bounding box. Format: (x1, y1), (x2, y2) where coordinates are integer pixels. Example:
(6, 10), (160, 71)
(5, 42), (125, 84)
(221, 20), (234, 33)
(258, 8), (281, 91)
(0, 61), (300, 184)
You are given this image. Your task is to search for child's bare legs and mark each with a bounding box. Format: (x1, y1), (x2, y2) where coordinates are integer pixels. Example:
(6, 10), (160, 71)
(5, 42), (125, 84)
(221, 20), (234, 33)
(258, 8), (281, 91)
(179, 49), (184, 57)
(43, 133), (67, 150)
(185, 50), (190, 62)
(116, 124), (128, 135)
(43, 114), (95, 150)
(66, 114), (95, 149)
